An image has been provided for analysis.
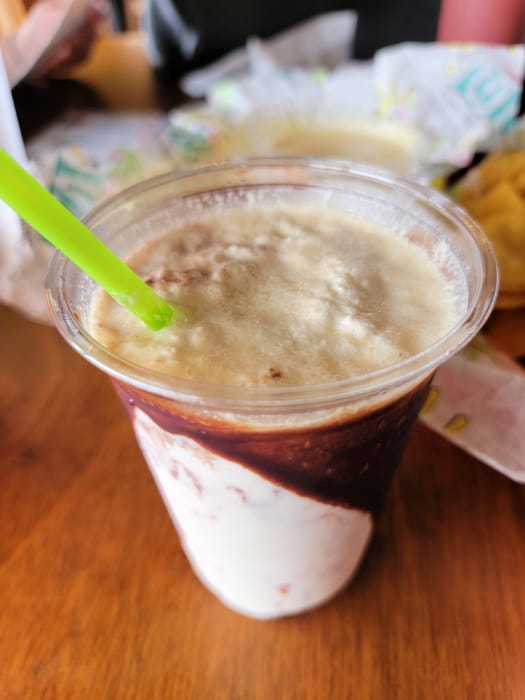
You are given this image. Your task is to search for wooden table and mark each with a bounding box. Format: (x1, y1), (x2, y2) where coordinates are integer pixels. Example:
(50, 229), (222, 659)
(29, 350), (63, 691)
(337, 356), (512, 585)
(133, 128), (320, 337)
(1, 303), (525, 700)
(3, 46), (525, 698)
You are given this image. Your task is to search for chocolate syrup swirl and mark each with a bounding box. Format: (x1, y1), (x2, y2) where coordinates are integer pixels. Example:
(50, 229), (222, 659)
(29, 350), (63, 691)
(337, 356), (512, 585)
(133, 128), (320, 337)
(114, 379), (431, 515)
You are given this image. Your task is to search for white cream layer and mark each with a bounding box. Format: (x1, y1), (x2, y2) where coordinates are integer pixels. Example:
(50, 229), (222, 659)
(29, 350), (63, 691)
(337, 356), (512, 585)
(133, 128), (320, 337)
(133, 408), (373, 619)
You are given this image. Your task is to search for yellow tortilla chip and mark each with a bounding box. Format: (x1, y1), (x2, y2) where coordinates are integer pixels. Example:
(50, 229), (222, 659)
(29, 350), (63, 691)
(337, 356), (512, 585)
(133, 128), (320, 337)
(464, 180), (525, 220)
(476, 152), (525, 192)
(514, 170), (525, 197)
(454, 151), (525, 299)
(495, 290), (525, 309)
(479, 213), (525, 292)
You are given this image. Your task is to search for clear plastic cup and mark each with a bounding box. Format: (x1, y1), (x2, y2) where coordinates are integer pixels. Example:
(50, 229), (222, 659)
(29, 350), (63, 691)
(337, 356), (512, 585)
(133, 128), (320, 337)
(46, 159), (498, 619)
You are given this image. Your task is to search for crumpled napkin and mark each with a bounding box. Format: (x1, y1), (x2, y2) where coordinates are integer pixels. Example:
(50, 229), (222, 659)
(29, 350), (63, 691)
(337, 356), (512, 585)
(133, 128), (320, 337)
(179, 10), (357, 98)
(0, 55), (51, 323)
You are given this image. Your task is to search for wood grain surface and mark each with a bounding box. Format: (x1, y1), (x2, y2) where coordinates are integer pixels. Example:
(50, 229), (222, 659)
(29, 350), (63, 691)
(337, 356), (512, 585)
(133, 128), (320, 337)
(1, 304), (525, 700)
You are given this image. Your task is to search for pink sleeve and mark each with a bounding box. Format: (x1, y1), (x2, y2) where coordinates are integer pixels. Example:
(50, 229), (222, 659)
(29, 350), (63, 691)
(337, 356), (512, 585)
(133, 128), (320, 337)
(437, 0), (525, 44)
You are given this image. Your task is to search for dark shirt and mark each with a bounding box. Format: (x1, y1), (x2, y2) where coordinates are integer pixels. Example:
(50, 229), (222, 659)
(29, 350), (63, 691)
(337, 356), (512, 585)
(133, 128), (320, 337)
(146, 0), (442, 75)
(353, 0), (441, 58)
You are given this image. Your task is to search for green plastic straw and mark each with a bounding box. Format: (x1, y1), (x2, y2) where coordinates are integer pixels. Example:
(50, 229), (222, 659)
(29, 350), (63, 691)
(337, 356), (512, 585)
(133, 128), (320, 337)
(0, 148), (179, 331)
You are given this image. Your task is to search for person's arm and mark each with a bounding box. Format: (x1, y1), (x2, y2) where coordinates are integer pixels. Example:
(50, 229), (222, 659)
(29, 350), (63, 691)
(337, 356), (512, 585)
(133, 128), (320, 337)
(438, 0), (525, 44)
(0, 0), (107, 87)
(0, 0), (26, 35)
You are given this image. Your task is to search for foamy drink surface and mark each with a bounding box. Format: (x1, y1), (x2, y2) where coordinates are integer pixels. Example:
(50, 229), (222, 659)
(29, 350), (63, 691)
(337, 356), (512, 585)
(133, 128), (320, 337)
(90, 204), (461, 385)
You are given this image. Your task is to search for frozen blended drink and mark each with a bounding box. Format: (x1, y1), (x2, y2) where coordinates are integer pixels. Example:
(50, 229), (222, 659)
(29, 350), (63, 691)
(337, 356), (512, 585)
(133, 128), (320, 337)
(46, 160), (497, 619)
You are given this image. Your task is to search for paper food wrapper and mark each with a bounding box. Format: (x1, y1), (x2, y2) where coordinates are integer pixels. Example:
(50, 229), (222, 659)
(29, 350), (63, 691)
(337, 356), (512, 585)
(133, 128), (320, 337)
(1, 28), (524, 481)
(26, 110), (175, 218)
(420, 336), (525, 482)
(175, 41), (525, 176)
(373, 43), (525, 167)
